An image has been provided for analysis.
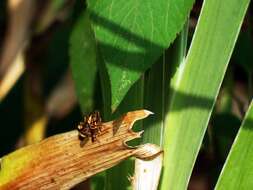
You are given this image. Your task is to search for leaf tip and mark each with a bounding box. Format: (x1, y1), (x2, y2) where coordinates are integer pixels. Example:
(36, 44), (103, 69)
(143, 110), (154, 115)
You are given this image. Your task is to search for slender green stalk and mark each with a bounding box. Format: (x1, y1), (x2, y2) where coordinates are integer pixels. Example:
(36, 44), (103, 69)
(142, 20), (189, 146)
(105, 78), (144, 190)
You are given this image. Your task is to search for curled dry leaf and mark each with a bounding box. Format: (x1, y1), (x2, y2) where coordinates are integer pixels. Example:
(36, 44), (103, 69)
(0, 110), (162, 190)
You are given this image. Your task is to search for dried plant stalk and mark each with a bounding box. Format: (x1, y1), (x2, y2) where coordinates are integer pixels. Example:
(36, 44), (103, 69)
(133, 150), (163, 190)
(0, 110), (161, 190)
(0, 0), (35, 101)
(0, 50), (25, 101)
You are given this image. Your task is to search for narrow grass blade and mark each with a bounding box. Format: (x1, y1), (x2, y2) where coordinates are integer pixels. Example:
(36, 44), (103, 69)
(143, 21), (189, 146)
(135, 21), (188, 190)
(160, 0), (250, 189)
(105, 78), (144, 190)
(215, 100), (253, 189)
(142, 55), (166, 146)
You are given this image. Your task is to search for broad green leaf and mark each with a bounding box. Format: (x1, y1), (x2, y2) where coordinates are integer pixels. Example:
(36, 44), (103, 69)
(87, 0), (195, 110)
(215, 100), (253, 189)
(160, 0), (250, 189)
(70, 11), (97, 113)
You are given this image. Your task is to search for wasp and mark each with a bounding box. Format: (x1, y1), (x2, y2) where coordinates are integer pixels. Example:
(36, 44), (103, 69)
(77, 111), (102, 142)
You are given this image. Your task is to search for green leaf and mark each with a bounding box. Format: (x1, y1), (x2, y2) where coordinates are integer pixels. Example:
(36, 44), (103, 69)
(215, 101), (253, 189)
(142, 55), (166, 146)
(105, 25), (188, 189)
(87, 0), (195, 110)
(106, 78), (144, 190)
(160, 0), (250, 189)
(143, 21), (189, 146)
(70, 11), (97, 113)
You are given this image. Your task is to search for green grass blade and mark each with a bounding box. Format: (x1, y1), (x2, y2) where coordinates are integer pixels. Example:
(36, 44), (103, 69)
(143, 21), (189, 146)
(215, 100), (253, 189)
(87, 0), (195, 111)
(160, 0), (250, 189)
(105, 78), (144, 190)
(142, 55), (166, 146)
(69, 11), (97, 113)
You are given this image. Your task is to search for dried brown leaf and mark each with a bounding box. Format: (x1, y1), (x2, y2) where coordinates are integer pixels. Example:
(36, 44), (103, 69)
(0, 110), (160, 190)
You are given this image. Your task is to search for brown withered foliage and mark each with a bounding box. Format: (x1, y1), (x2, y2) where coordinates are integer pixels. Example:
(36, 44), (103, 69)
(0, 110), (162, 190)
